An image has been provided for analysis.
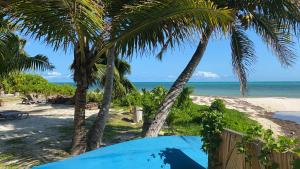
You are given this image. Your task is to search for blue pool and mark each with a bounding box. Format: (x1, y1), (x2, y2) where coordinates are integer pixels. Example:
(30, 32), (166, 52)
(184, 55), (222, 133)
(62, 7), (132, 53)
(32, 136), (208, 169)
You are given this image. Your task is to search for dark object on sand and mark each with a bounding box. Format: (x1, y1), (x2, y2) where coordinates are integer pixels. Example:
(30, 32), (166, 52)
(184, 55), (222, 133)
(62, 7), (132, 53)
(47, 95), (74, 105)
(0, 110), (29, 120)
(122, 117), (134, 123)
(22, 94), (46, 105)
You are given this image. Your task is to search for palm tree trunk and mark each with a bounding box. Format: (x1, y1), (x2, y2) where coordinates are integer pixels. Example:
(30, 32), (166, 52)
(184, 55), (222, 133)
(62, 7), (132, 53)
(87, 46), (115, 151)
(0, 0), (9, 8)
(71, 46), (88, 155)
(145, 27), (213, 137)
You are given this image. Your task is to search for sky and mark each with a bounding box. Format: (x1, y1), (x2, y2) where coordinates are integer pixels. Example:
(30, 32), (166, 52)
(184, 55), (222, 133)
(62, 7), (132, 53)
(23, 31), (300, 83)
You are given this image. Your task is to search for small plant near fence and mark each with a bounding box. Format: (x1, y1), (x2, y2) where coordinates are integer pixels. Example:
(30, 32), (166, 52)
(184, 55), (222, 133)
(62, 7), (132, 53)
(236, 126), (298, 169)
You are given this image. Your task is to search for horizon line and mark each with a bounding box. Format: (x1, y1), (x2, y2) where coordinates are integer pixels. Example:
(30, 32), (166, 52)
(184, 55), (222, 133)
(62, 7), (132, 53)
(51, 80), (300, 83)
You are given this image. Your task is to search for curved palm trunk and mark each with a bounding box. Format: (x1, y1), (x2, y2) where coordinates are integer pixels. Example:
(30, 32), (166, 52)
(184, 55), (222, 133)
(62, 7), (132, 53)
(145, 27), (213, 137)
(71, 46), (88, 155)
(87, 47), (115, 151)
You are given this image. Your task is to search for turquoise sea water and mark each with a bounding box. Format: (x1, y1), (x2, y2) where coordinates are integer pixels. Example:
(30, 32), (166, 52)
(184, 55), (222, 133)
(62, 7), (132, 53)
(56, 82), (300, 98)
(134, 82), (300, 98)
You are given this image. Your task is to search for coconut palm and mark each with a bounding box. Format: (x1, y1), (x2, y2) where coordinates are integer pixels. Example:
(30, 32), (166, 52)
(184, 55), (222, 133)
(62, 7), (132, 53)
(86, 0), (233, 150)
(4, 0), (104, 155)
(2, 0), (232, 152)
(145, 0), (300, 137)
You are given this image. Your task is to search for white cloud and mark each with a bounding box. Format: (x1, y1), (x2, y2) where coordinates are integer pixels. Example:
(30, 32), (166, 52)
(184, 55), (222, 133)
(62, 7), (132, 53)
(167, 75), (176, 79)
(193, 71), (220, 79)
(43, 71), (63, 78)
(48, 71), (62, 76)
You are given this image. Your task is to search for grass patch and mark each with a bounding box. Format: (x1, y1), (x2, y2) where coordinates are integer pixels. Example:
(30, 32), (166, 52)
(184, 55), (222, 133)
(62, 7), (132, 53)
(223, 108), (259, 133)
(0, 152), (19, 169)
(168, 103), (260, 135)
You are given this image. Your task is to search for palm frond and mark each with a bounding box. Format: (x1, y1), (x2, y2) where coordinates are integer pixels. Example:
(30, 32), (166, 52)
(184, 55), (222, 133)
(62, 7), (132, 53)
(7, 0), (104, 50)
(251, 13), (296, 66)
(90, 0), (233, 65)
(0, 53), (54, 78)
(215, 0), (300, 35)
(231, 25), (255, 95)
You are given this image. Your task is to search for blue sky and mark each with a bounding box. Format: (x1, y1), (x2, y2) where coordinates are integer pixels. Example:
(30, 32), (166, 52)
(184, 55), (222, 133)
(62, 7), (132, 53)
(23, 31), (300, 82)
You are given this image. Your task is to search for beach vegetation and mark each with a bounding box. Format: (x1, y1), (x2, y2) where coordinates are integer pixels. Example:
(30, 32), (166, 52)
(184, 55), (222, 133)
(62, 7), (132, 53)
(236, 126), (298, 169)
(0, 73), (76, 96)
(113, 86), (259, 135)
(0, 152), (18, 169)
(210, 99), (226, 112)
(87, 91), (103, 103)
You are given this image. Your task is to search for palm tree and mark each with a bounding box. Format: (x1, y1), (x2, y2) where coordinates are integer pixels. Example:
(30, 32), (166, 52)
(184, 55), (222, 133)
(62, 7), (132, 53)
(86, 0), (233, 150)
(4, 0), (104, 155)
(145, 0), (300, 137)
(95, 55), (136, 98)
(0, 15), (53, 80)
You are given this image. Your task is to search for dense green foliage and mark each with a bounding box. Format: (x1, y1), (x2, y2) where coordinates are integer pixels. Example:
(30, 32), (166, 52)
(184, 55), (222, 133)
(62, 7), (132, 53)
(237, 126), (298, 169)
(113, 90), (142, 107)
(210, 99), (226, 112)
(168, 98), (259, 135)
(0, 74), (75, 96)
(114, 86), (259, 134)
(87, 91), (103, 103)
(199, 110), (224, 153)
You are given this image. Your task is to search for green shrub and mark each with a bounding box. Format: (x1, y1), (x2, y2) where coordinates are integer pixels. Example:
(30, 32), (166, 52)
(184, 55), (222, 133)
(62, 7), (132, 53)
(200, 110), (224, 154)
(141, 86), (168, 135)
(210, 99), (226, 112)
(0, 73), (75, 96)
(87, 92), (103, 103)
(113, 91), (142, 107)
(173, 87), (194, 108)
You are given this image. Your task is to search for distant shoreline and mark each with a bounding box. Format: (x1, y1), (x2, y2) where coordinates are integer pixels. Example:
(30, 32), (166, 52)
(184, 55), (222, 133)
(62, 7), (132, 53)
(52, 81), (300, 98)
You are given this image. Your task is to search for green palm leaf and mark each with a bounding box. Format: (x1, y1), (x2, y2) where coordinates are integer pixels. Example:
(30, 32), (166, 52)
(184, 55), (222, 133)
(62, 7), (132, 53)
(6, 0), (103, 50)
(90, 0), (233, 65)
(231, 24), (255, 95)
(250, 13), (296, 66)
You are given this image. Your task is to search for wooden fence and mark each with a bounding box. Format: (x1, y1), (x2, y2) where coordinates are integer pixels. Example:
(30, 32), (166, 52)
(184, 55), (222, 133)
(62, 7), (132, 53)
(215, 129), (299, 169)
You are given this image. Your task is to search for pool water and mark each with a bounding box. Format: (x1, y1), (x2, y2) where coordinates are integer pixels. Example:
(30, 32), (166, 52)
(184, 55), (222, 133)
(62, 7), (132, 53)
(273, 112), (300, 124)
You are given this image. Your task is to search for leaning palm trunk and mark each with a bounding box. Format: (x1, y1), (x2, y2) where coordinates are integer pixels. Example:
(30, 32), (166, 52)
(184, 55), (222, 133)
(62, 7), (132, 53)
(71, 46), (88, 155)
(87, 46), (115, 150)
(145, 27), (213, 137)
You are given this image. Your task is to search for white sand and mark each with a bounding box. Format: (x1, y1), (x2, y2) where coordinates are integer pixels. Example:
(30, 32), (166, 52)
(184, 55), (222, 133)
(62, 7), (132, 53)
(0, 101), (99, 165)
(243, 97), (300, 112)
(191, 96), (300, 136)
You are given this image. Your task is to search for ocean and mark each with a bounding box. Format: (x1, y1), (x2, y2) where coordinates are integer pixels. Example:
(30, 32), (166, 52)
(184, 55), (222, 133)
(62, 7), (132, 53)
(56, 82), (300, 98)
(132, 82), (300, 98)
